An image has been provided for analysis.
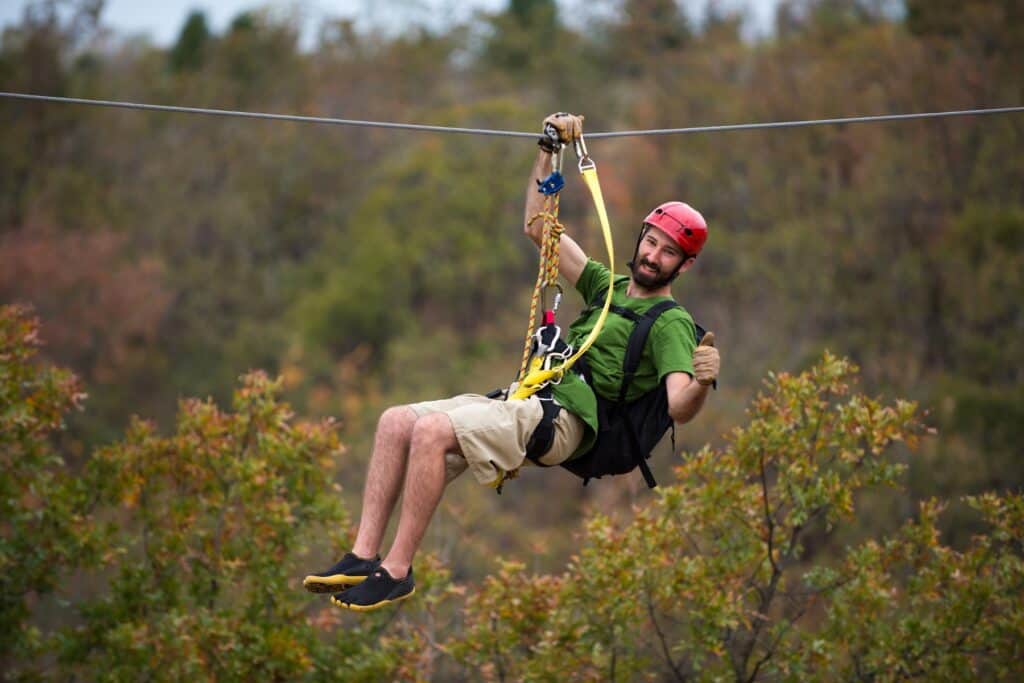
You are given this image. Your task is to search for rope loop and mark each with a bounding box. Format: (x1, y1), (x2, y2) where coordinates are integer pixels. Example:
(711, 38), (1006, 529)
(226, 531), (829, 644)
(519, 193), (564, 380)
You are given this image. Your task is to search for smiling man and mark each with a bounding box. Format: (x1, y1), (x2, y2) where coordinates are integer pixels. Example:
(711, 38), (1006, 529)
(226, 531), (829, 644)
(303, 113), (720, 612)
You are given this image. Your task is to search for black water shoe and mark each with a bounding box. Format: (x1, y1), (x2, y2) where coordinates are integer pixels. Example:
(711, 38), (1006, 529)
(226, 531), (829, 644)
(303, 552), (380, 593)
(330, 566), (415, 612)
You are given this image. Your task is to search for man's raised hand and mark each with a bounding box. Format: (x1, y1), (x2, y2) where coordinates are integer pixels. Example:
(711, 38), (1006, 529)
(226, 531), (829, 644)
(542, 112), (585, 145)
(694, 332), (720, 387)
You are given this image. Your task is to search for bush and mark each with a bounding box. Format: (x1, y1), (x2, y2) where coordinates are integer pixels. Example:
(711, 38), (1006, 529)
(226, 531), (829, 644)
(447, 353), (1024, 681)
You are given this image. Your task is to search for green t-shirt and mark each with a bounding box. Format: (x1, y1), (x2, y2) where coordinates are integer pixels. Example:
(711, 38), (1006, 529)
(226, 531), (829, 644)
(551, 259), (698, 458)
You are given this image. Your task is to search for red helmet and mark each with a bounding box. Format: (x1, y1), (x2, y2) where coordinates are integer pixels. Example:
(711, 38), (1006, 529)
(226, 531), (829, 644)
(642, 201), (708, 257)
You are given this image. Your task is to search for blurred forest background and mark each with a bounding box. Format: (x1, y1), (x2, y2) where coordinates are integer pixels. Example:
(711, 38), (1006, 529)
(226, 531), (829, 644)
(2, 0), (1023, 679)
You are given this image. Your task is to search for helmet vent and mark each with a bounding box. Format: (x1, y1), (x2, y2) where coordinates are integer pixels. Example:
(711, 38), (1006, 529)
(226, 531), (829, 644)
(684, 228), (692, 235)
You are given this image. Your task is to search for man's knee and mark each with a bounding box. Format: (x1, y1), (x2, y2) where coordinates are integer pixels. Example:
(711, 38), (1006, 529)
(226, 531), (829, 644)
(409, 412), (459, 454)
(377, 405), (417, 441)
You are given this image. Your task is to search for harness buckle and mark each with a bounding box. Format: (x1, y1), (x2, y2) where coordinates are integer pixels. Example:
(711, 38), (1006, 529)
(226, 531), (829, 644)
(541, 344), (574, 382)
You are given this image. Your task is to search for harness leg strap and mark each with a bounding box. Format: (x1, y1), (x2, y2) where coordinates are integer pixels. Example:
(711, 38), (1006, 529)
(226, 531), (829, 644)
(525, 398), (562, 466)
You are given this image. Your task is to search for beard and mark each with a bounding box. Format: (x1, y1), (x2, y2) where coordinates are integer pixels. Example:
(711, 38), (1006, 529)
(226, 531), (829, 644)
(629, 257), (677, 290)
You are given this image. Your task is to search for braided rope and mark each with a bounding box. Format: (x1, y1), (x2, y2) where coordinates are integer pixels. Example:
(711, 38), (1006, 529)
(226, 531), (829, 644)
(518, 193), (564, 380)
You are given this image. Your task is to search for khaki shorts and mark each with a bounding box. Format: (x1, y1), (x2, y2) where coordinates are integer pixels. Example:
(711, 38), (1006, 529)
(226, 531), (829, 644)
(408, 393), (585, 486)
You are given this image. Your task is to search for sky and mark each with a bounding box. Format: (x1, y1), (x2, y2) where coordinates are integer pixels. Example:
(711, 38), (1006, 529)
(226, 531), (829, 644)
(0, 0), (782, 46)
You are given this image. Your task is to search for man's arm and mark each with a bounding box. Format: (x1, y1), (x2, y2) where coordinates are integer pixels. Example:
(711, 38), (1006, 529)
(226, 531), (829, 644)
(665, 331), (719, 423)
(523, 133), (588, 287)
(665, 371), (710, 423)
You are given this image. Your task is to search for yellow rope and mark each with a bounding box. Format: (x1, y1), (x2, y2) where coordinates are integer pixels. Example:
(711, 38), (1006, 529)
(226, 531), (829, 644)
(518, 193), (564, 380)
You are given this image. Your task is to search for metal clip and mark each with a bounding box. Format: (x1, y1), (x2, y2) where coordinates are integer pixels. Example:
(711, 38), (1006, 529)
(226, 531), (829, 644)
(542, 344), (575, 381)
(543, 283), (563, 312)
(532, 322), (561, 358)
(574, 134), (595, 172)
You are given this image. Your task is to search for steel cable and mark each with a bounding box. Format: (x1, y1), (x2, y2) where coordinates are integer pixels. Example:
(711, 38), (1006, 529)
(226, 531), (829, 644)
(2, 91), (1022, 139)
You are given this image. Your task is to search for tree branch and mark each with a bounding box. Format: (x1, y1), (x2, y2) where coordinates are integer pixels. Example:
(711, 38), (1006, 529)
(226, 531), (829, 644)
(645, 578), (689, 682)
(759, 448), (780, 575)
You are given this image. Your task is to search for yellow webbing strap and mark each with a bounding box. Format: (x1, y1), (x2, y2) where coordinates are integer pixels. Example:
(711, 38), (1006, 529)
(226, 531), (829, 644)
(509, 165), (615, 400)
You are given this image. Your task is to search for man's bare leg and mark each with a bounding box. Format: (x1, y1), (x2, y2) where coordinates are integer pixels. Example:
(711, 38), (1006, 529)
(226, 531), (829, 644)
(351, 406), (418, 559)
(380, 412), (458, 578)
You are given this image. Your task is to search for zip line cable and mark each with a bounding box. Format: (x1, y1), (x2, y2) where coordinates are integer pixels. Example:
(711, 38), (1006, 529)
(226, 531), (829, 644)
(2, 91), (1023, 138)
(588, 106), (1024, 138)
(0, 91), (537, 138)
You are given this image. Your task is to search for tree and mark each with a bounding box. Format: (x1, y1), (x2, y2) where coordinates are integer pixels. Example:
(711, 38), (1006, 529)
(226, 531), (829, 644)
(169, 10), (210, 72)
(448, 353), (1024, 680)
(607, 0), (691, 77)
(1, 304), (458, 680)
(0, 305), (101, 675)
(482, 0), (560, 73)
(55, 372), (460, 680)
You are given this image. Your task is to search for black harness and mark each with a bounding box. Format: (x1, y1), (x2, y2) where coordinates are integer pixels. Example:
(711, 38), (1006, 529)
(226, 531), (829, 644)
(504, 290), (708, 488)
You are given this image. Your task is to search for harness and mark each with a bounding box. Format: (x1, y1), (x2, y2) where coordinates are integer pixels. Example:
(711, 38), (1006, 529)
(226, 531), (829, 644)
(536, 289), (708, 488)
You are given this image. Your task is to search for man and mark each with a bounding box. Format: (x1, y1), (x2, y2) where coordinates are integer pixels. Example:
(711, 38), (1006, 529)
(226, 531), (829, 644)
(303, 113), (720, 611)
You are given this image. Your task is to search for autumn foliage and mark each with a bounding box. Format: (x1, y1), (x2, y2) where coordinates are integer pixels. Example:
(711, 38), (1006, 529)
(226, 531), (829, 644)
(2, 1), (1023, 678)
(4, 305), (1022, 680)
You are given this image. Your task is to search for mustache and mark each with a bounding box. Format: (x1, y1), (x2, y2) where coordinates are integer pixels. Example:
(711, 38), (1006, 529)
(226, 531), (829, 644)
(638, 259), (659, 273)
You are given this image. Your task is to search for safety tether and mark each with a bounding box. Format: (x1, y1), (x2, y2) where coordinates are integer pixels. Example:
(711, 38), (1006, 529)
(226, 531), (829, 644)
(509, 139), (615, 401)
(488, 135), (615, 493)
(518, 191), (564, 381)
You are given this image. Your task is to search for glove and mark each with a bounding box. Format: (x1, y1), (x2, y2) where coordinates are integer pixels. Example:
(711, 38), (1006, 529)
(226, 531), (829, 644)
(542, 112), (584, 145)
(693, 331), (719, 386)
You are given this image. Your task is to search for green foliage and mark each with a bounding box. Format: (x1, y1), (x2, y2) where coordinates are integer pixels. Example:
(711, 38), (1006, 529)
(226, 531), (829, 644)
(294, 130), (525, 353)
(447, 353), (1023, 680)
(4, 308), (1023, 679)
(0, 305), (101, 672)
(169, 10), (210, 72)
(813, 494), (1024, 680)
(482, 0), (560, 73)
(58, 372), (354, 679)
(3, 3), (1024, 678)
(605, 0), (691, 77)
(0, 305), (459, 680)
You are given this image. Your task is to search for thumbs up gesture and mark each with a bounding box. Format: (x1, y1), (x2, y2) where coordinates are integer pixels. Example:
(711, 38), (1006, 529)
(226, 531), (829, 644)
(694, 332), (719, 386)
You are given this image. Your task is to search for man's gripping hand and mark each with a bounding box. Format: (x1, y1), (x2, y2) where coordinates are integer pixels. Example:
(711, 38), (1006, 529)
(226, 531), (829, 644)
(542, 112), (584, 145)
(694, 332), (720, 386)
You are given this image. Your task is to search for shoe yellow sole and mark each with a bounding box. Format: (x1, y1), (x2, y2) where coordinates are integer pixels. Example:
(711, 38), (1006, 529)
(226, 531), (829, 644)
(303, 574), (368, 593)
(330, 587), (416, 612)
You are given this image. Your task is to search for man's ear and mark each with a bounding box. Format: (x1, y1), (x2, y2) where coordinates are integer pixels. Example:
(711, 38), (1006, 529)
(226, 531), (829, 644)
(677, 256), (697, 273)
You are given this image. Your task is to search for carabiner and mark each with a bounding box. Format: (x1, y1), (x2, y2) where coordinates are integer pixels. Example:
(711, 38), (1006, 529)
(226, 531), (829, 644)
(552, 140), (564, 175)
(542, 344), (574, 376)
(531, 321), (562, 358)
(574, 134), (595, 172)
(543, 283), (563, 313)
(543, 123), (564, 166)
